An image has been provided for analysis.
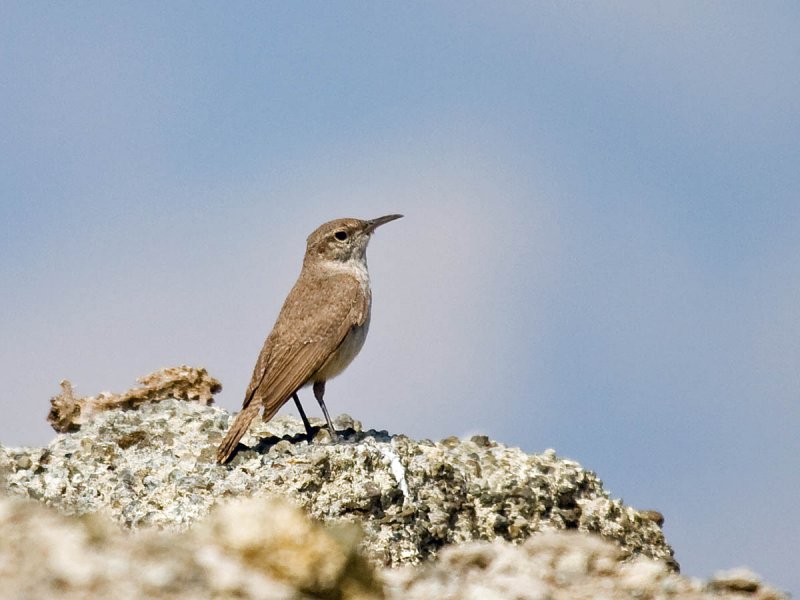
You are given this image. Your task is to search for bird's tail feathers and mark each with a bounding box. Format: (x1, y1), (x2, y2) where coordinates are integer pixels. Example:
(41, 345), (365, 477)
(216, 403), (261, 464)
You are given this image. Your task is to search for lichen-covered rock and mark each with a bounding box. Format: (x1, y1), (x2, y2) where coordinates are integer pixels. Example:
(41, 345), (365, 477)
(0, 388), (789, 600)
(2, 398), (674, 569)
(0, 493), (381, 600)
(197, 497), (381, 599)
(385, 532), (787, 600)
(1, 491), (783, 600)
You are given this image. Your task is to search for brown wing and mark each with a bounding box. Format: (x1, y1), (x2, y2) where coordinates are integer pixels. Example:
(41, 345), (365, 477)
(240, 271), (369, 420)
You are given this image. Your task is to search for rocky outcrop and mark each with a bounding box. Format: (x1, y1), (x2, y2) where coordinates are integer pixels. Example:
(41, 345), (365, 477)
(386, 533), (784, 600)
(0, 493), (784, 600)
(0, 370), (787, 599)
(3, 398), (672, 568)
(0, 494), (380, 600)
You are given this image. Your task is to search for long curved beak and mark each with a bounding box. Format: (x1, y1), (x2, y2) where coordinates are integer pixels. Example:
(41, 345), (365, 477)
(364, 214), (403, 234)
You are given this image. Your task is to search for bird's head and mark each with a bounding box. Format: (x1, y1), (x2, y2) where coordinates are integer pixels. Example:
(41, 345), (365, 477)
(305, 214), (403, 264)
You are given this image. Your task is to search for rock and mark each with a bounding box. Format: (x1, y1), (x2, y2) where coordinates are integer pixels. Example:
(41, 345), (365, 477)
(0, 491), (788, 600)
(708, 568), (762, 593)
(198, 497), (381, 599)
(0, 493), (381, 599)
(385, 533), (787, 600)
(3, 398), (673, 567)
(0, 386), (789, 600)
(638, 510), (665, 527)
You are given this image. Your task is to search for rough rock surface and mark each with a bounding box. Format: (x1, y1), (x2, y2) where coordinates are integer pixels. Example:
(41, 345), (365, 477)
(0, 390), (788, 599)
(2, 398), (673, 568)
(0, 494), (381, 600)
(0, 492), (786, 600)
(385, 532), (786, 600)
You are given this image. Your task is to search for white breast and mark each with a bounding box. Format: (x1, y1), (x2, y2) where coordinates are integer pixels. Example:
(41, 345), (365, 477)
(314, 316), (371, 382)
(311, 256), (372, 382)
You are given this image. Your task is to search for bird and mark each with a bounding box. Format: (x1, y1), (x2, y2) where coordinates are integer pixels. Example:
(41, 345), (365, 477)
(216, 214), (403, 464)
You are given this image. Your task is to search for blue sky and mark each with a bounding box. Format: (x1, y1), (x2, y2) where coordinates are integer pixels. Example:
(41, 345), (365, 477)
(1, 2), (798, 593)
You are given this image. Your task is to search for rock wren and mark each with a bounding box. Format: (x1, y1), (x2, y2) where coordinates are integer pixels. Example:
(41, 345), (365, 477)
(216, 214), (402, 464)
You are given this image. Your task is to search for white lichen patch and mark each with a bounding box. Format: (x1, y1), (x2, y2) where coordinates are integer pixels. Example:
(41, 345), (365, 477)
(379, 445), (410, 504)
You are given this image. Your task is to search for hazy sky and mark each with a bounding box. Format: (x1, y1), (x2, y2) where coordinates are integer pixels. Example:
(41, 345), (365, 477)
(2, 2), (798, 594)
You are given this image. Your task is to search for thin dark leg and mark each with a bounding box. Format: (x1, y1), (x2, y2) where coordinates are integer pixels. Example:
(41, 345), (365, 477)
(312, 380), (339, 442)
(292, 392), (314, 441)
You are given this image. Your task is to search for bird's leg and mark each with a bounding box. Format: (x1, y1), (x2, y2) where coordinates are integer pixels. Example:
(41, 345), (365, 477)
(292, 392), (314, 441)
(312, 380), (339, 442)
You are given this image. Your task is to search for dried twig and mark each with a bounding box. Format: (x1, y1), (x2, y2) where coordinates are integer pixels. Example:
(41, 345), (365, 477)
(47, 366), (222, 433)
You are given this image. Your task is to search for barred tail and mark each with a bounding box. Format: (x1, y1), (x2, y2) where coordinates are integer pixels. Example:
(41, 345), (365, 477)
(216, 403), (261, 464)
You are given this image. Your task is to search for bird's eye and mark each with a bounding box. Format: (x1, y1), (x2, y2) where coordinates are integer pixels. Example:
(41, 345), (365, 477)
(334, 231), (348, 241)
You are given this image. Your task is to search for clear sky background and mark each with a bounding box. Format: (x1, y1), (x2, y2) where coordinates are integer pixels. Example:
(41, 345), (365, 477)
(1, 2), (798, 594)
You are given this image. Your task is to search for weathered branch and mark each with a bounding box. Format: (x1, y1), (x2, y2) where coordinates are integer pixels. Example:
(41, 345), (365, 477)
(47, 366), (222, 433)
